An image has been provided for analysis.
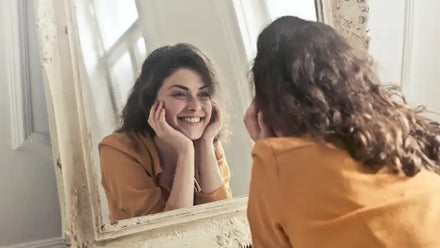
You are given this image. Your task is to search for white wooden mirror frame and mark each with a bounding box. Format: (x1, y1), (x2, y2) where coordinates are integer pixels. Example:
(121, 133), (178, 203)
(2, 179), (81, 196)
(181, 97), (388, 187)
(34, 0), (369, 246)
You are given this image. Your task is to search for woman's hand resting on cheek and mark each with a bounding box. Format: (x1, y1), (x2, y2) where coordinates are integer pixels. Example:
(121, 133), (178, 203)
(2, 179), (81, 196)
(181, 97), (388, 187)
(243, 99), (276, 141)
(148, 101), (193, 153)
(194, 103), (225, 194)
(200, 103), (222, 142)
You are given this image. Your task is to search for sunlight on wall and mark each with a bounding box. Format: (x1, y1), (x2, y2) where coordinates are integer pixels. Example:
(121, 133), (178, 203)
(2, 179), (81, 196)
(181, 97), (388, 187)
(265, 0), (316, 21)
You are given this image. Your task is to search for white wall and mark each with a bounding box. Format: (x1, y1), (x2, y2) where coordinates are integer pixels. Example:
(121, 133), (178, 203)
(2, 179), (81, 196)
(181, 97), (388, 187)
(0, 0), (62, 247)
(406, 0), (440, 116)
(369, 0), (440, 118)
(368, 1), (405, 85)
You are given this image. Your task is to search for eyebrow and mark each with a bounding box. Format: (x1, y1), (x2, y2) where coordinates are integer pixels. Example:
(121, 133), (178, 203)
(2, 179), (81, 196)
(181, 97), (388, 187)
(168, 84), (208, 91)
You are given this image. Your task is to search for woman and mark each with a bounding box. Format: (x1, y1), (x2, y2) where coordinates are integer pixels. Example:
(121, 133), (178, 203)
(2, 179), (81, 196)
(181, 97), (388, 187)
(99, 44), (232, 223)
(244, 16), (440, 247)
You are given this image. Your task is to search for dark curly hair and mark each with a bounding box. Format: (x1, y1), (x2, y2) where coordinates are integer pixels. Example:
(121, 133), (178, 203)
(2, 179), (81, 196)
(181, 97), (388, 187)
(252, 16), (440, 176)
(117, 43), (225, 143)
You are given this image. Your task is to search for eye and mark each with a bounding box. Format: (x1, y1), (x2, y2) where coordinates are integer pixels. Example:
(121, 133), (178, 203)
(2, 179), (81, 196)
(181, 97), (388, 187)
(172, 91), (187, 98)
(198, 91), (211, 100)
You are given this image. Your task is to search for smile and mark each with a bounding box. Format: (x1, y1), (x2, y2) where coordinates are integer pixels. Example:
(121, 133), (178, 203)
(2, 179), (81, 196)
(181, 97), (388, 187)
(179, 117), (203, 123)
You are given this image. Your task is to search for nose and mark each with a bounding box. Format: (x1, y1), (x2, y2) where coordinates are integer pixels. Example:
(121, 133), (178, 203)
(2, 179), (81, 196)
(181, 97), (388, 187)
(187, 96), (202, 112)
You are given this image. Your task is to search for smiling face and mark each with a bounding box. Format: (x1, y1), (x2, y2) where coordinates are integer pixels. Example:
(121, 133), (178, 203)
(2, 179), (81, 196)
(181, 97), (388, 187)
(156, 68), (213, 140)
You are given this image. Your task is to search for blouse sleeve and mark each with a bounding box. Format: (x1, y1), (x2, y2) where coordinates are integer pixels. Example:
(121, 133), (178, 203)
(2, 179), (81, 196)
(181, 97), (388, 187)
(99, 144), (166, 222)
(195, 142), (233, 204)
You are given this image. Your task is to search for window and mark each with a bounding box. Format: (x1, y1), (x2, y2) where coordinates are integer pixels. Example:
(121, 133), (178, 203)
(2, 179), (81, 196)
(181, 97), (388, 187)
(234, 0), (317, 60)
(76, 0), (146, 114)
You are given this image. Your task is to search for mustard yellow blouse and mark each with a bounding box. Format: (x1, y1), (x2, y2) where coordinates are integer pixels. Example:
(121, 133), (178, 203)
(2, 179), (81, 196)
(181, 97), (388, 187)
(99, 132), (232, 223)
(248, 137), (440, 248)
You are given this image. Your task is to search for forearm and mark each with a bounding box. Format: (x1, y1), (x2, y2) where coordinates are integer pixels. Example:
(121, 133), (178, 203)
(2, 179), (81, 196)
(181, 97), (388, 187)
(195, 139), (224, 194)
(166, 148), (195, 210)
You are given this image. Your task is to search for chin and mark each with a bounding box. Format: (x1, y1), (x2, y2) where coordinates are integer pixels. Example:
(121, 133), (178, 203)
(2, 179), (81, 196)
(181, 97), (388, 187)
(185, 132), (203, 141)
(176, 128), (202, 140)
(177, 125), (206, 141)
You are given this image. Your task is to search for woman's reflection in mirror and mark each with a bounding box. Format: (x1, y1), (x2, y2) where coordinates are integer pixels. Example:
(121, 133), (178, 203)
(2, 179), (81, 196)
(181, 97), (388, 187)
(99, 44), (232, 223)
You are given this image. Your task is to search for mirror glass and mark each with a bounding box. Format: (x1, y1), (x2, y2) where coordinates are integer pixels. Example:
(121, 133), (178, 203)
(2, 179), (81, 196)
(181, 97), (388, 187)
(74, 0), (317, 224)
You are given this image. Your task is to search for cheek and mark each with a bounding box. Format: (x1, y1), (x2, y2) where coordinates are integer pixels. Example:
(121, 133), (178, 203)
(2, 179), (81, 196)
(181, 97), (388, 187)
(163, 100), (184, 121)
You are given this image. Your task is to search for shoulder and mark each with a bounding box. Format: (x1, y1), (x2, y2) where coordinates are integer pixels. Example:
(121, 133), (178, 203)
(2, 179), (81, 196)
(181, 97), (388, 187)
(252, 136), (318, 158)
(252, 136), (352, 174)
(100, 132), (134, 151)
(99, 132), (154, 158)
(99, 132), (159, 178)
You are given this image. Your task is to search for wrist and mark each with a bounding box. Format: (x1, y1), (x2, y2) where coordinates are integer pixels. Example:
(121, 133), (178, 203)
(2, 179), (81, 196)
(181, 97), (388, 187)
(176, 142), (195, 154)
(197, 137), (214, 146)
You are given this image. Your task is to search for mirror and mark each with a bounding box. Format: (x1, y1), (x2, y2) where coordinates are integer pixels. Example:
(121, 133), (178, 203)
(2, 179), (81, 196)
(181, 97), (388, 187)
(34, 0), (369, 246)
(75, 0), (253, 225)
(74, 0), (321, 225)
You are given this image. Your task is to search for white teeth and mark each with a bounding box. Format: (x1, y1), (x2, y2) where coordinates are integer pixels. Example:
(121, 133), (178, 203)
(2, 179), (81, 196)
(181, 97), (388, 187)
(182, 117), (201, 123)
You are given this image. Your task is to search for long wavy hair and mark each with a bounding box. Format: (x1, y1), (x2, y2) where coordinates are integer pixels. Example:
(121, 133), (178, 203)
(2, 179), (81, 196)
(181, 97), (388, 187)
(117, 43), (225, 143)
(252, 16), (440, 176)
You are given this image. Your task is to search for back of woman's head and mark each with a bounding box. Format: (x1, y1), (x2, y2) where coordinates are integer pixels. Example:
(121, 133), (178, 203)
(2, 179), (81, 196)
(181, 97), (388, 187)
(118, 43), (220, 136)
(252, 16), (440, 176)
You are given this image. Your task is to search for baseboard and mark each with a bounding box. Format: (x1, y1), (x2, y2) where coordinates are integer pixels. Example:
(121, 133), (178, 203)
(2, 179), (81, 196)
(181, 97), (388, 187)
(3, 237), (65, 248)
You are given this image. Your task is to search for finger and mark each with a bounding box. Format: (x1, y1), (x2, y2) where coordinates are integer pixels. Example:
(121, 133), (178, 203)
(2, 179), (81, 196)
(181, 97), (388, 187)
(148, 116), (156, 131)
(244, 119), (260, 141)
(244, 107), (260, 141)
(274, 129), (283, 137)
(148, 101), (158, 128)
(258, 111), (274, 138)
(211, 104), (221, 124)
(155, 101), (163, 121)
(149, 101), (158, 118)
(244, 99), (258, 122)
(244, 101), (254, 122)
(153, 101), (164, 133)
(257, 112), (268, 137)
(157, 107), (171, 132)
(249, 99), (257, 116)
(159, 107), (166, 122)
